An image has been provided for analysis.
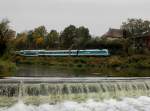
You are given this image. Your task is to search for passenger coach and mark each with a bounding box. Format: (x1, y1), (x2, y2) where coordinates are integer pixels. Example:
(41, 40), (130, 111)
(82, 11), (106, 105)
(16, 49), (110, 57)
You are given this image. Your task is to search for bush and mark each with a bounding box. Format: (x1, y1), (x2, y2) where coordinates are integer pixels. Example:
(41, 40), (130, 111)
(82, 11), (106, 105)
(108, 56), (124, 67)
(0, 59), (16, 77)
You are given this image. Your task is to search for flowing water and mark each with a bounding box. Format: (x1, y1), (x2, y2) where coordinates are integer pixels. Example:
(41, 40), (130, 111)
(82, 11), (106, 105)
(0, 77), (150, 111)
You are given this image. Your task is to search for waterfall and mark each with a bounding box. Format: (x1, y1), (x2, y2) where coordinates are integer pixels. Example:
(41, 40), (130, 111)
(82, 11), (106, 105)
(0, 77), (150, 107)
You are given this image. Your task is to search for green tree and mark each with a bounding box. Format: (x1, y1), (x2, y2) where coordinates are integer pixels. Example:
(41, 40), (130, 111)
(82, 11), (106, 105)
(75, 26), (91, 49)
(0, 19), (15, 56)
(60, 25), (77, 49)
(46, 30), (59, 49)
(26, 30), (34, 49)
(60, 25), (92, 49)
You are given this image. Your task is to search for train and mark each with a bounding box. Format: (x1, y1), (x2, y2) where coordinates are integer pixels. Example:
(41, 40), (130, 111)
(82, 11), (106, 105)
(16, 49), (110, 57)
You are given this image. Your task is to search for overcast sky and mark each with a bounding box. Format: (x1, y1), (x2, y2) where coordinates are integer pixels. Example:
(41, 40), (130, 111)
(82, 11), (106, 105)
(0, 0), (150, 36)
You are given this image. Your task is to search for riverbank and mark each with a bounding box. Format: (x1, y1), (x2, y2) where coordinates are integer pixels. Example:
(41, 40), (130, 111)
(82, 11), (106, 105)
(0, 59), (16, 77)
(14, 55), (150, 77)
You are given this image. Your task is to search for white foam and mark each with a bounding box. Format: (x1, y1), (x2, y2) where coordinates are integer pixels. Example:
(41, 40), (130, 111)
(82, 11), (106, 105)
(1, 96), (150, 111)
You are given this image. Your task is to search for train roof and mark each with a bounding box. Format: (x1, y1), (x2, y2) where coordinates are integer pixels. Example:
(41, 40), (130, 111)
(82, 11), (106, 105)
(19, 49), (108, 52)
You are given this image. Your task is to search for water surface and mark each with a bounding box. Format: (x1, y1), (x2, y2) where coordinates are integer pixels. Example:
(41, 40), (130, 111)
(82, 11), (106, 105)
(16, 64), (150, 77)
(16, 64), (108, 77)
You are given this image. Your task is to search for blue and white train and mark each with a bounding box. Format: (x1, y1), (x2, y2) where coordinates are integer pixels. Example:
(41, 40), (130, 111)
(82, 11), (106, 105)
(16, 49), (110, 57)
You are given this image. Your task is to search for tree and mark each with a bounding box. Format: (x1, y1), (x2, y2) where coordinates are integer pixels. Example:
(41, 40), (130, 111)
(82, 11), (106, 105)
(33, 26), (47, 37)
(60, 25), (77, 49)
(0, 19), (15, 56)
(35, 37), (44, 48)
(60, 25), (92, 49)
(15, 32), (28, 49)
(75, 26), (91, 49)
(121, 18), (150, 53)
(26, 30), (34, 49)
(46, 30), (59, 49)
(32, 26), (47, 49)
(121, 18), (150, 37)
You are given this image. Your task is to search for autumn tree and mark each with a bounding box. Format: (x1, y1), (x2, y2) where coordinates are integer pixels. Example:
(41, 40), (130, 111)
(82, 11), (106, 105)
(15, 32), (28, 49)
(32, 26), (47, 49)
(35, 37), (44, 48)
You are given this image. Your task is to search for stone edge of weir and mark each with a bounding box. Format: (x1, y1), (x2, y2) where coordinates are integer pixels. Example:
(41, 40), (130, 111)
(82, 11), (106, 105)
(0, 77), (150, 83)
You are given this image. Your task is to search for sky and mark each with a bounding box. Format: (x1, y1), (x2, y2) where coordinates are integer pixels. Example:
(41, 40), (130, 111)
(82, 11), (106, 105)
(0, 0), (150, 36)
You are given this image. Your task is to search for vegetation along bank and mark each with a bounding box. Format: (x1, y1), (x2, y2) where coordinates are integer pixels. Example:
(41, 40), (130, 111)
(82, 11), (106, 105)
(15, 55), (150, 77)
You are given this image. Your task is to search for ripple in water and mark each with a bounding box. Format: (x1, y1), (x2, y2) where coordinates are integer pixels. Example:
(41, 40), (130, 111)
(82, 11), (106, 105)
(0, 96), (150, 111)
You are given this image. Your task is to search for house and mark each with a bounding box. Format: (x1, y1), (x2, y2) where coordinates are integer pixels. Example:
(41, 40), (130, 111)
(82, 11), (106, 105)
(101, 28), (123, 40)
(101, 28), (150, 50)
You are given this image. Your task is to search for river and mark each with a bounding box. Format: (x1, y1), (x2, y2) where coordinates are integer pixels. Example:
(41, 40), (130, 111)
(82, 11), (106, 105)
(15, 64), (150, 77)
(16, 64), (108, 77)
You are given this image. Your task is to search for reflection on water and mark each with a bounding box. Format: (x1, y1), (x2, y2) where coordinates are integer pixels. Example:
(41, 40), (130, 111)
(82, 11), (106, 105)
(16, 65), (107, 77)
(16, 64), (150, 77)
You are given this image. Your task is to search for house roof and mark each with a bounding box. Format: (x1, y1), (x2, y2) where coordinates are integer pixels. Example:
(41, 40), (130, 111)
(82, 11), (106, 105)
(102, 28), (123, 38)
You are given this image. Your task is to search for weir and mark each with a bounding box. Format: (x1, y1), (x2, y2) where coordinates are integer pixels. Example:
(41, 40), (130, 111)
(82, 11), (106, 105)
(0, 77), (150, 106)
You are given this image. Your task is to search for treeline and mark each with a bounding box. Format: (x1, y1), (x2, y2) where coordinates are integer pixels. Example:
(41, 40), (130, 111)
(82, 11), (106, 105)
(1, 18), (150, 57)
(0, 19), (123, 57)
(15, 25), (91, 50)
(14, 25), (124, 55)
(14, 25), (125, 54)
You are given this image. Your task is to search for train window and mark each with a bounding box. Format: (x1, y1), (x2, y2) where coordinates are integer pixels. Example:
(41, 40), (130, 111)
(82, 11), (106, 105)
(39, 52), (45, 54)
(100, 51), (107, 53)
(20, 52), (24, 54)
(25, 51), (36, 55)
(64, 52), (68, 54)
